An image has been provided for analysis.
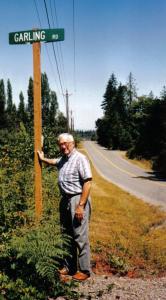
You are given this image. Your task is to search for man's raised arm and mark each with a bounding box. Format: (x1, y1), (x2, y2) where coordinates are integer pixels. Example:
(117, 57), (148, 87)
(37, 151), (57, 166)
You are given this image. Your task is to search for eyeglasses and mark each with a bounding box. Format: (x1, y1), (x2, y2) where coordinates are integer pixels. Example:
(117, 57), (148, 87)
(59, 141), (72, 147)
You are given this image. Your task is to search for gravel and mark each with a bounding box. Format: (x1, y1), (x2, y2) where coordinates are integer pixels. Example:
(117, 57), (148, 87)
(73, 273), (166, 300)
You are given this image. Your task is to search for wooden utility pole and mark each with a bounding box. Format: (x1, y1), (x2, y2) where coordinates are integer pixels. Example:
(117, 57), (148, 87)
(70, 110), (74, 133)
(9, 28), (65, 222)
(65, 89), (70, 132)
(70, 110), (73, 132)
(33, 42), (42, 221)
(64, 90), (72, 132)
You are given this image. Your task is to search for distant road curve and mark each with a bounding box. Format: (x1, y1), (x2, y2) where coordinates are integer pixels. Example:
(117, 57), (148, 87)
(83, 141), (166, 210)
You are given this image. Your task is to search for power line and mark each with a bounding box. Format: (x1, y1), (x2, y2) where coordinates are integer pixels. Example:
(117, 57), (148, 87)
(43, 0), (65, 101)
(52, 0), (67, 88)
(49, 0), (66, 90)
(73, 0), (76, 92)
(43, 0), (51, 28)
(33, 0), (60, 95)
(34, 0), (42, 25)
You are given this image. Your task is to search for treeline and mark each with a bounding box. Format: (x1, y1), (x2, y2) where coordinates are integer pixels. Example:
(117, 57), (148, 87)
(0, 72), (69, 158)
(76, 130), (96, 140)
(96, 73), (166, 175)
(0, 72), (67, 136)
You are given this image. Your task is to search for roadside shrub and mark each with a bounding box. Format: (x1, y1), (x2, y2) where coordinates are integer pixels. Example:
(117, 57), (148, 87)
(0, 272), (45, 300)
(0, 125), (76, 299)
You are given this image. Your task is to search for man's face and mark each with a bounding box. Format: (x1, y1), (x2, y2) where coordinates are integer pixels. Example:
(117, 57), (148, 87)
(58, 137), (74, 155)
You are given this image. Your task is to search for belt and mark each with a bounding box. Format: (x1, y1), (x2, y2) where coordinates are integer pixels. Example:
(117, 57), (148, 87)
(62, 193), (81, 198)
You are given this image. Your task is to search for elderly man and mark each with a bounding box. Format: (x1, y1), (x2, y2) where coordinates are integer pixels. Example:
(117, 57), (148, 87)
(38, 133), (92, 281)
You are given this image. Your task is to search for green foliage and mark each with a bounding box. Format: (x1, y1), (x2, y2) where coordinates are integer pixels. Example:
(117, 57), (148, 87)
(0, 119), (80, 300)
(160, 85), (166, 101)
(41, 73), (51, 127)
(97, 73), (133, 149)
(0, 79), (6, 129)
(26, 73), (67, 134)
(49, 90), (58, 127)
(18, 92), (28, 125)
(11, 220), (69, 281)
(75, 130), (97, 141)
(42, 127), (59, 157)
(0, 123), (33, 168)
(0, 272), (45, 300)
(55, 111), (68, 134)
(27, 77), (34, 126)
(6, 79), (13, 113)
(96, 117), (112, 149)
(97, 72), (166, 176)
(108, 254), (129, 275)
(152, 101), (166, 175)
(101, 73), (118, 115)
(127, 72), (137, 104)
(0, 125), (34, 231)
(6, 79), (17, 130)
(0, 71), (74, 299)
(0, 121), (77, 299)
(127, 96), (164, 159)
(153, 149), (166, 176)
(0, 217), (75, 299)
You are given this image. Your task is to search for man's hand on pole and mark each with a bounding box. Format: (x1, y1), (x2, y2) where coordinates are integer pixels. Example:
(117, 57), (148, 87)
(37, 150), (44, 161)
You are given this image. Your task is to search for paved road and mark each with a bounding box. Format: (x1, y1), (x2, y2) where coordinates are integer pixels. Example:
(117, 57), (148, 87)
(83, 141), (166, 210)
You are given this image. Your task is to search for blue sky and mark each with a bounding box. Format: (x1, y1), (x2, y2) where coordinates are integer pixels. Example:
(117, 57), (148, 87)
(1, 0), (166, 130)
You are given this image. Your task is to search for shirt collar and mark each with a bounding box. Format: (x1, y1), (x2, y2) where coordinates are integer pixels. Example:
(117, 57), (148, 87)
(67, 148), (76, 158)
(62, 148), (76, 160)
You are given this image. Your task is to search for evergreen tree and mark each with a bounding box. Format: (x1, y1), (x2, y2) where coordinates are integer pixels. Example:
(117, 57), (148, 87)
(101, 73), (117, 115)
(153, 88), (166, 175)
(18, 91), (27, 124)
(97, 75), (132, 149)
(6, 79), (17, 129)
(126, 72), (137, 105)
(96, 117), (112, 148)
(27, 77), (34, 125)
(148, 91), (154, 100)
(160, 85), (166, 101)
(127, 95), (161, 159)
(6, 79), (13, 114)
(41, 73), (50, 127)
(113, 84), (132, 149)
(114, 84), (128, 121)
(49, 90), (58, 128)
(0, 79), (6, 129)
(56, 111), (67, 133)
(12, 103), (17, 127)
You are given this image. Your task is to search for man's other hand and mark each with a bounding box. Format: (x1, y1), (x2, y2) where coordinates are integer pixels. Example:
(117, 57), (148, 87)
(75, 205), (84, 221)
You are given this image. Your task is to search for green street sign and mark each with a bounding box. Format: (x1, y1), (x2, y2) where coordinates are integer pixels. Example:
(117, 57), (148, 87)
(9, 28), (64, 44)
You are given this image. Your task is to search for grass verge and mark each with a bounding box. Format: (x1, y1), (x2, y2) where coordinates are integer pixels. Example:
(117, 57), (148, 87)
(119, 150), (152, 170)
(81, 148), (166, 278)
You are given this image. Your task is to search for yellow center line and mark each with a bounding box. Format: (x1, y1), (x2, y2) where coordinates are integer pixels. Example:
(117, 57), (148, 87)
(86, 142), (166, 188)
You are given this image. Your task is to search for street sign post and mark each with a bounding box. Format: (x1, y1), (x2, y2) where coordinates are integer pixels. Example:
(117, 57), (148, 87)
(9, 28), (64, 221)
(33, 41), (42, 222)
(9, 28), (64, 44)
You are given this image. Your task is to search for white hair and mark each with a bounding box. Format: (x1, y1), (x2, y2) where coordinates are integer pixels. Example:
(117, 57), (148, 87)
(57, 133), (74, 142)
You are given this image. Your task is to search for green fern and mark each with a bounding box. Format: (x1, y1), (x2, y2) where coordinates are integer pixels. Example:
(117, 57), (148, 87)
(11, 220), (70, 283)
